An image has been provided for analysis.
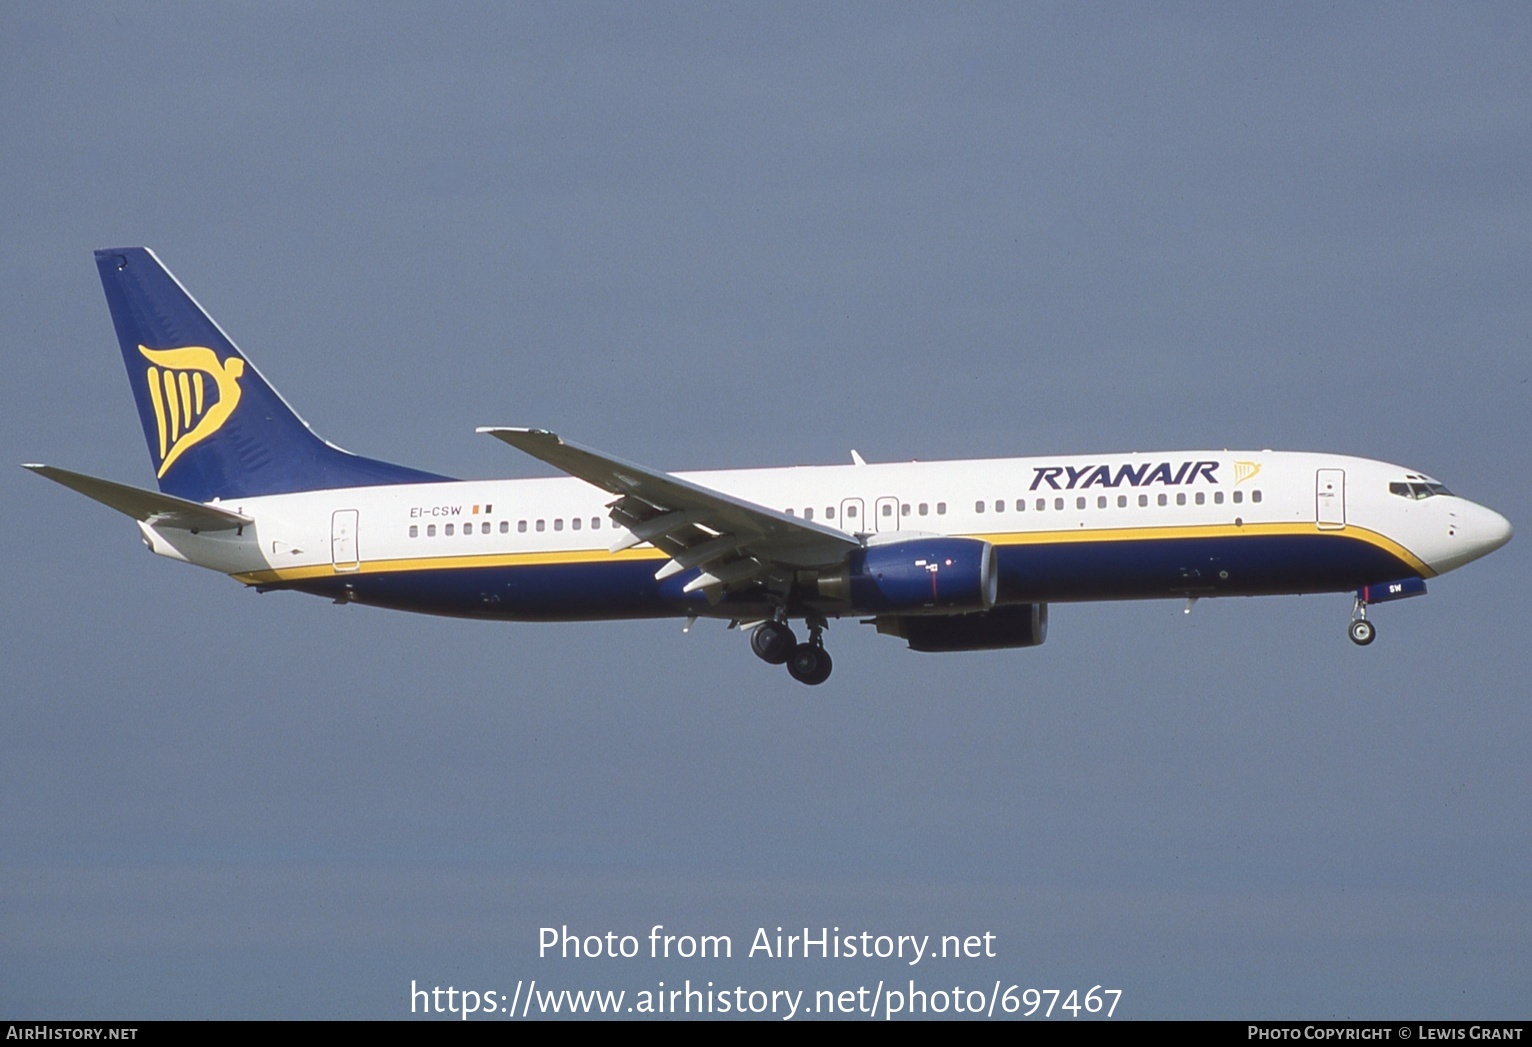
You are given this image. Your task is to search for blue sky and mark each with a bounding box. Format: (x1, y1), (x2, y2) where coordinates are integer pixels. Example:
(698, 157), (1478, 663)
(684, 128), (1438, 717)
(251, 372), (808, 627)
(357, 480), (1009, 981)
(3, 3), (1528, 1019)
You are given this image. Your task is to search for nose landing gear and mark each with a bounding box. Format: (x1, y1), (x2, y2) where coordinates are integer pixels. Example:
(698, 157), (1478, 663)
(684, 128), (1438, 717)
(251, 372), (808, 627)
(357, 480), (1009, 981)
(1348, 596), (1376, 646)
(1346, 578), (1428, 645)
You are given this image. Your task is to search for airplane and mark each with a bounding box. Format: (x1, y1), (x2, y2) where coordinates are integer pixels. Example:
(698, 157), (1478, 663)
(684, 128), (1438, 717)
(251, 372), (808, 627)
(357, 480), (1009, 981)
(25, 247), (1514, 685)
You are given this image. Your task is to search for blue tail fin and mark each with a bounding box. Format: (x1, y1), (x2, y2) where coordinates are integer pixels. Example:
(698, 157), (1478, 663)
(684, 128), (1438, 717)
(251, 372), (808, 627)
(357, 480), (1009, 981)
(96, 248), (450, 501)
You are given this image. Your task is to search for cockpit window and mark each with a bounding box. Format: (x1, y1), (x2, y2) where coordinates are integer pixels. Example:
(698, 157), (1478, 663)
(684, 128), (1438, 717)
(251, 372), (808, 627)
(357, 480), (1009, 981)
(1389, 481), (1452, 499)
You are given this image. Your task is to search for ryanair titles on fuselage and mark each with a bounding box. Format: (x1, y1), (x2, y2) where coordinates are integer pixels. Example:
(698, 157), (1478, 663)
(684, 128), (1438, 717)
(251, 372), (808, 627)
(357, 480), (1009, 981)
(1030, 460), (1222, 491)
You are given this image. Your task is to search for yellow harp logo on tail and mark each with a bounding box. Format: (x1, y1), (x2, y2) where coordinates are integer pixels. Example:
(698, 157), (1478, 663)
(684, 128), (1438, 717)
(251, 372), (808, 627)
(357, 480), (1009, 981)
(139, 345), (246, 477)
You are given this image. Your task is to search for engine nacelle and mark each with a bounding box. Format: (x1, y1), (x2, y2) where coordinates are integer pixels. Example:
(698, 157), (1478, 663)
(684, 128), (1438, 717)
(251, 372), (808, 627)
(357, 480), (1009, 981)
(814, 537), (998, 615)
(876, 603), (1049, 652)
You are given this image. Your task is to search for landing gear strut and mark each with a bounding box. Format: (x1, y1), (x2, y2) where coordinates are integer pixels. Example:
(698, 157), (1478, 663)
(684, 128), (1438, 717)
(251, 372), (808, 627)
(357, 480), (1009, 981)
(1348, 597), (1376, 646)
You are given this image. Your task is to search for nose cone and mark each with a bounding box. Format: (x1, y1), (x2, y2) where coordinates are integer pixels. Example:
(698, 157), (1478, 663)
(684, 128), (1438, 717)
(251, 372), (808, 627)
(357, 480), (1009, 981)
(1476, 504), (1514, 555)
(1433, 500), (1513, 573)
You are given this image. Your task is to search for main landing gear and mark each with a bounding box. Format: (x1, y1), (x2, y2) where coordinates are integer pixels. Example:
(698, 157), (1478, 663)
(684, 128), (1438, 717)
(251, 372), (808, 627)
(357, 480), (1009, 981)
(751, 616), (833, 685)
(750, 619), (795, 664)
(1348, 596), (1376, 646)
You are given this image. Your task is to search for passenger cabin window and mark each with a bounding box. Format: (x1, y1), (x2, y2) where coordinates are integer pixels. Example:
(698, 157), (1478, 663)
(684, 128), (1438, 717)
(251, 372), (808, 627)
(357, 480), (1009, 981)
(445, 523), (454, 536)
(536, 520), (545, 532)
(1016, 499), (1026, 512)
(1097, 496), (1107, 509)
(1176, 493), (1186, 506)
(427, 524), (436, 537)
(518, 520), (527, 533)
(1214, 491), (1224, 505)
(409, 525), (419, 538)
(500, 521), (509, 533)
(1076, 496), (1086, 510)
(1117, 495), (1127, 508)
(919, 503), (929, 516)
(975, 500), (985, 513)
(936, 502), (947, 515)
(1232, 491), (1243, 504)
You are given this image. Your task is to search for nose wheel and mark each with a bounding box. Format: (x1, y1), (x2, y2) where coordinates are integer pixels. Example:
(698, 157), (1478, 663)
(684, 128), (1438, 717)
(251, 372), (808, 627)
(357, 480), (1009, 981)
(1348, 597), (1376, 646)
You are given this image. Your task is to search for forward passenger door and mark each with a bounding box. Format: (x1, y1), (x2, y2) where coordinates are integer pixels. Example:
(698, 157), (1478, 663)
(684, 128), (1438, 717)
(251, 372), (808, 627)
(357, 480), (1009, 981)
(1316, 470), (1345, 530)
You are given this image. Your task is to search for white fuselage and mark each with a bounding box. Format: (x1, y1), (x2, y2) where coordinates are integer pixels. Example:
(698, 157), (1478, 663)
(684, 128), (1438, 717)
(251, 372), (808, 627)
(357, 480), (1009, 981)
(138, 449), (1511, 622)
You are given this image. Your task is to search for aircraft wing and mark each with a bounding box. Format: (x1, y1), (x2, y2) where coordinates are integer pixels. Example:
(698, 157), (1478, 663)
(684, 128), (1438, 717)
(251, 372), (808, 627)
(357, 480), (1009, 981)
(478, 428), (858, 593)
(23, 464), (253, 531)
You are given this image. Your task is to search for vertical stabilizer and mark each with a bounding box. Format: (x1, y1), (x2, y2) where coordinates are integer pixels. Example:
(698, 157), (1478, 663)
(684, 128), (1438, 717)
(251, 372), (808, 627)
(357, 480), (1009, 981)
(95, 248), (448, 501)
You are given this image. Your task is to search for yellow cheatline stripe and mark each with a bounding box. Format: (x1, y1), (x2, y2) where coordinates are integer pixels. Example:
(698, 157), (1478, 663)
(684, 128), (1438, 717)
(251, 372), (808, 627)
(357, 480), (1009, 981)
(233, 545), (670, 585)
(972, 520), (1433, 577)
(232, 520), (1433, 585)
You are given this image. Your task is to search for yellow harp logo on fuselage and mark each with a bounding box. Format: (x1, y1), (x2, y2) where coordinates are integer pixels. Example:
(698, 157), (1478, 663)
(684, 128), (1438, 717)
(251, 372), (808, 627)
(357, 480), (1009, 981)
(139, 345), (246, 477)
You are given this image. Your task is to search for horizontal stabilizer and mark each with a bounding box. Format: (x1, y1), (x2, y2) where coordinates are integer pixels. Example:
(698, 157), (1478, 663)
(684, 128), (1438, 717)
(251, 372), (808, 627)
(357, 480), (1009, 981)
(22, 464), (253, 531)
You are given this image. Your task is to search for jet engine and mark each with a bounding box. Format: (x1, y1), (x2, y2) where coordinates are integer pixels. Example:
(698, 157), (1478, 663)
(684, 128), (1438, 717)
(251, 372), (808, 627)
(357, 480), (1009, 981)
(812, 537), (997, 614)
